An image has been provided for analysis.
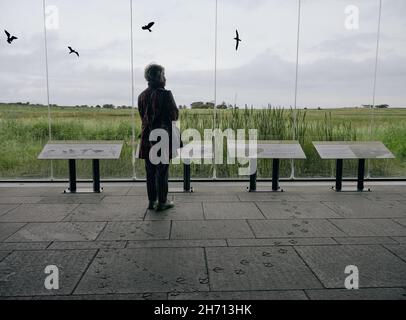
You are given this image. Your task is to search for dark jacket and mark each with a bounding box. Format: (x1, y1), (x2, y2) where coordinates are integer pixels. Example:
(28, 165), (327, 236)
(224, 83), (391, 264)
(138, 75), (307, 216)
(138, 86), (179, 160)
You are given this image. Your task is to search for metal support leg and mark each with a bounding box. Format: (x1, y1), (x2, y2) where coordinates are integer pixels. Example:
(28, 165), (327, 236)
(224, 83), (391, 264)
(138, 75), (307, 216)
(357, 159), (365, 192)
(335, 159), (343, 192)
(249, 158), (257, 192)
(272, 159), (280, 191)
(68, 159), (77, 193)
(183, 163), (191, 192)
(92, 159), (101, 193)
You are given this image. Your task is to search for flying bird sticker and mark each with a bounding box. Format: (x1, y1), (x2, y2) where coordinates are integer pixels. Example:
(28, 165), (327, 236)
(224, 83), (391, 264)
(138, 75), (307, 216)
(68, 46), (79, 58)
(4, 30), (18, 44)
(234, 29), (241, 51)
(142, 22), (155, 32)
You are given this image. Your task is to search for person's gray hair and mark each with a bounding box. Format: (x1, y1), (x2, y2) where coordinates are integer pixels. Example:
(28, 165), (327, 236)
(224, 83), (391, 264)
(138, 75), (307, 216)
(144, 63), (165, 83)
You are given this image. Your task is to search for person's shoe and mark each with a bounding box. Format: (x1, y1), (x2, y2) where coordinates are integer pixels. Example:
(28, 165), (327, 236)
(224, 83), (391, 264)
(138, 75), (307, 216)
(148, 201), (157, 210)
(156, 201), (174, 212)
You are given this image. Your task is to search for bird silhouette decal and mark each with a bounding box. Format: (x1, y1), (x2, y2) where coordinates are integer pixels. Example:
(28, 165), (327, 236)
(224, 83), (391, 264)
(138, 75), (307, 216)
(4, 30), (18, 44)
(68, 46), (79, 58)
(142, 22), (155, 32)
(234, 29), (241, 51)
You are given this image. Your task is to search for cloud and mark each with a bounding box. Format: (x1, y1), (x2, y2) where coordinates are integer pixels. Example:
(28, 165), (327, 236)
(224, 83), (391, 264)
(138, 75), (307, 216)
(0, 0), (405, 108)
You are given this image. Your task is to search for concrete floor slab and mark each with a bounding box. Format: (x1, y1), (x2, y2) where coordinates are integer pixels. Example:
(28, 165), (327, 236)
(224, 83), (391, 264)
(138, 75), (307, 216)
(227, 237), (338, 247)
(392, 237), (406, 244)
(330, 218), (406, 237)
(174, 194), (240, 203)
(256, 201), (341, 219)
(0, 187), (59, 197)
(97, 221), (170, 241)
(47, 241), (127, 250)
(384, 245), (406, 261)
(203, 202), (264, 219)
(333, 236), (398, 245)
(5, 222), (106, 242)
(37, 195), (104, 204)
(0, 205), (18, 216)
(249, 219), (345, 238)
(0, 242), (50, 251)
(0, 251), (11, 261)
(127, 239), (227, 248)
(171, 220), (254, 239)
(394, 218), (406, 227)
(0, 223), (25, 241)
(74, 248), (209, 294)
(0, 197), (43, 204)
(296, 245), (406, 288)
(0, 204), (77, 222)
(306, 288), (406, 300)
(237, 192), (305, 202)
(0, 249), (97, 297)
(3, 293), (167, 300)
(66, 203), (145, 221)
(145, 202), (204, 220)
(205, 246), (323, 291)
(101, 196), (149, 204)
(323, 200), (406, 218)
(169, 290), (308, 300)
(284, 193), (365, 202)
(101, 187), (132, 196)
(363, 193), (406, 202)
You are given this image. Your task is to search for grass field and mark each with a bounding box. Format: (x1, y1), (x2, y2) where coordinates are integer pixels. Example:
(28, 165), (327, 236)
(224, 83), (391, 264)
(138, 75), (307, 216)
(0, 103), (405, 179)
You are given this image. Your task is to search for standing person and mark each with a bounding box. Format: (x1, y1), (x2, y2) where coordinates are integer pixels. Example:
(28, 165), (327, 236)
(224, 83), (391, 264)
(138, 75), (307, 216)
(138, 64), (179, 211)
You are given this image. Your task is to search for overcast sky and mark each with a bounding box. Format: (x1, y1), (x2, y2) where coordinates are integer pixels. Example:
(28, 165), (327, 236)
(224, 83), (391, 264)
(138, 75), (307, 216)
(0, 0), (405, 108)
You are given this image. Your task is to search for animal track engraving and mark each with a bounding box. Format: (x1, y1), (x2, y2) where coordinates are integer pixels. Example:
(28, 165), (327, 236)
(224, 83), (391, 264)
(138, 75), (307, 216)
(234, 269), (245, 275)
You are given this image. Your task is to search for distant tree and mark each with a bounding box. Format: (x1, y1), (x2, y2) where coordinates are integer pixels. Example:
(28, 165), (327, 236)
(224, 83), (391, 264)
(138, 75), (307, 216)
(95, 105), (101, 108)
(191, 101), (204, 109)
(216, 101), (227, 109)
(102, 104), (115, 109)
(375, 104), (389, 108)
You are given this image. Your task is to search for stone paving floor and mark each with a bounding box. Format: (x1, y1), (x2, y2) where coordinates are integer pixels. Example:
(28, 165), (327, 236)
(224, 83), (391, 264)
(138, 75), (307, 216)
(0, 182), (405, 300)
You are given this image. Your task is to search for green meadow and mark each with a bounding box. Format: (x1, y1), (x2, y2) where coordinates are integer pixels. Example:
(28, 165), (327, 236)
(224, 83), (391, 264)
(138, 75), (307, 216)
(0, 103), (405, 180)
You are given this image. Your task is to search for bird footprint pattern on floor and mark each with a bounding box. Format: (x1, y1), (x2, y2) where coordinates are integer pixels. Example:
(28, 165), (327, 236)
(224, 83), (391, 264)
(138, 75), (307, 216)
(234, 269), (245, 275)
(213, 267), (224, 273)
(240, 259), (250, 265)
(142, 293), (153, 300)
(199, 277), (209, 284)
(176, 277), (186, 284)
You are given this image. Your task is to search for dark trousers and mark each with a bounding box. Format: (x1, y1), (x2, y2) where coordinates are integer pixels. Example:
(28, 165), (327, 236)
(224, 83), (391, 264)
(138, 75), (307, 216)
(145, 159), (169, 204)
